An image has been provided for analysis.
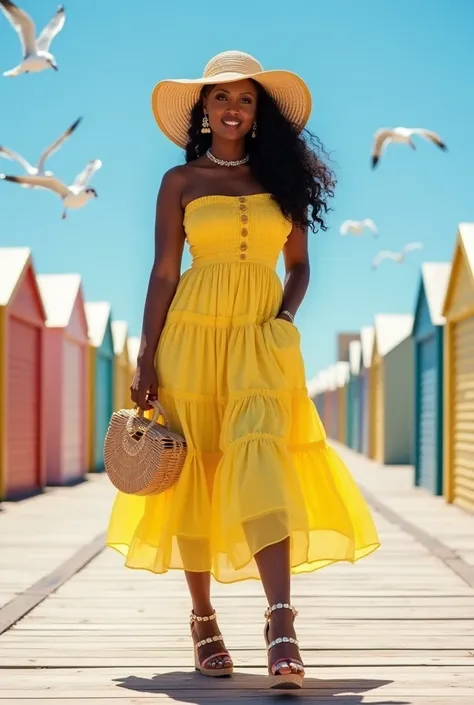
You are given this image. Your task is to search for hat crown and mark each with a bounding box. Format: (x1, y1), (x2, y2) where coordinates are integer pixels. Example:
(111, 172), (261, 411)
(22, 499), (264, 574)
(203, 51), (263, 79)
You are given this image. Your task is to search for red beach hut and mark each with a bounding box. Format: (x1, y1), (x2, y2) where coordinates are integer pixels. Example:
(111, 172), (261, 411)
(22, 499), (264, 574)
(0, 248), (46, 499)
(36, 274), (90, 485)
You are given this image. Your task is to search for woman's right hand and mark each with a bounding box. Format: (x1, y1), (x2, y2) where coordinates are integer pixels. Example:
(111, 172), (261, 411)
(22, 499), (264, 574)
(130, 359), (159, 411)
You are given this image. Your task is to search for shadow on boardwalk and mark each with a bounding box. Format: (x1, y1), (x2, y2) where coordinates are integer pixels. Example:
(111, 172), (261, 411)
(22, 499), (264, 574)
(115, 671), (403, 704)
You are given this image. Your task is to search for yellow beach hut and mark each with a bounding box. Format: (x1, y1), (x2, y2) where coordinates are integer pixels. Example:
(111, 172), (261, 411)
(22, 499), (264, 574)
(369, 314), (414, 464)
(442, 224), (474, 512)
(111, 320), (130, 411)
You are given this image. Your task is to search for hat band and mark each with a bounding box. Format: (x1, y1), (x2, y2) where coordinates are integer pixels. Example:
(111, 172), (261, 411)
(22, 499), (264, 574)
(201, 71), (252, 82)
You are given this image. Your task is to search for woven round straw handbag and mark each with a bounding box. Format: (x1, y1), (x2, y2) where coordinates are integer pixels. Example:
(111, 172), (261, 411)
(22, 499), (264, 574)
(104, 400), (187, 495)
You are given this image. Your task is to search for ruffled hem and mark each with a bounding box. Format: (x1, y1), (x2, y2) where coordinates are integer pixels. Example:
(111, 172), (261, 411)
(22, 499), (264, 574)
(106, 437), (380, 583)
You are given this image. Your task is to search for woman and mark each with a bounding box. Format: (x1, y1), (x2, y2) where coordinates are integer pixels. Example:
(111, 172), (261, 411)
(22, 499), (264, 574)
(107, 50), (380, 690)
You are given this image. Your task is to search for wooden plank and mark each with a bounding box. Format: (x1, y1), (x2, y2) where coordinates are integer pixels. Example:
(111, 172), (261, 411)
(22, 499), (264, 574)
(2, 448), (474, 703)
(0, 531), (106, 635)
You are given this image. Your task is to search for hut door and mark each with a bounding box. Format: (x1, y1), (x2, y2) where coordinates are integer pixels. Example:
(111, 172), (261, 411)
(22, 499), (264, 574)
(6, 319), (41, 496)
(452, 317), (474, 511)
(418, 335), (438, 493)
(95, 353), (113, 470)
(62, 340), (84, 479)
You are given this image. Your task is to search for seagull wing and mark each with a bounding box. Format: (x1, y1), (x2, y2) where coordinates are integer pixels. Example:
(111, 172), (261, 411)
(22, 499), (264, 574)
(402, 241), (423, 254)
(372, 250), (399, 268)
(340, 220), (355, 235)
(72, 159), (102, 189)
(362, 218), (378, 234)
(371, 128), (394, 167)
(36, 4), (65, 51)
(1, 173), (69, 196)
(410, 128), (447, 150)
(0, 0), (36, 57)
(37, 117), (82, 172)
(0, 145), (35, 173)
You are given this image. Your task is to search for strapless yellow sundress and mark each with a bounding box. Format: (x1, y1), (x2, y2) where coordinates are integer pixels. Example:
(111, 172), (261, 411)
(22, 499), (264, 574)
(107, 193), (380, 583)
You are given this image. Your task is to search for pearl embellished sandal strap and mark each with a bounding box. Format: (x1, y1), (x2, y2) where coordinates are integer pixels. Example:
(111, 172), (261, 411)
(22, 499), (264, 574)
(190, 610), (217, 624)
(267, 635), (299, 651)
(264, 603), (298, 620)
(194, 634), (224, 650)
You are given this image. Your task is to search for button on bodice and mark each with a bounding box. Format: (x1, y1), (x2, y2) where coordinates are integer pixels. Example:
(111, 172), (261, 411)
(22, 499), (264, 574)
(183, 194), (292, 269)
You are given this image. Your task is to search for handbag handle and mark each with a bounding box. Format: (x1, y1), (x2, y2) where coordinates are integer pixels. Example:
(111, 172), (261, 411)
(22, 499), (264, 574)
(122, 400), (170, 456)
(135, 400), (170, 428)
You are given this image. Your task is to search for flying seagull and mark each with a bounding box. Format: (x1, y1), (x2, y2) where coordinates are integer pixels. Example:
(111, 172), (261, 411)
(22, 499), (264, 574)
(1, 159), (102, 219)
(340, 219), (378, 237)
(371, 127), (447, 168)
(0, 1), (65, 76)
(371, 242), (423, 270)
(0, 117), (81, 184)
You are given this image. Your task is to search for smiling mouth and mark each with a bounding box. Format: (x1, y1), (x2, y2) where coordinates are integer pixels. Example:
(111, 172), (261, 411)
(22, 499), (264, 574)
(221, 118), (242, 128)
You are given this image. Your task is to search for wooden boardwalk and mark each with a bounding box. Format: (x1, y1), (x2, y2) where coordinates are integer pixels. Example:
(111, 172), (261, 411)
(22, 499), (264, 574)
(1, 443), (474, 704)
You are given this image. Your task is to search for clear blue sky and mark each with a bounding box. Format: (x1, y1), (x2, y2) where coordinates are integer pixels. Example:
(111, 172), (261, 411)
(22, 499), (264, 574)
(1, 0), (473, 378)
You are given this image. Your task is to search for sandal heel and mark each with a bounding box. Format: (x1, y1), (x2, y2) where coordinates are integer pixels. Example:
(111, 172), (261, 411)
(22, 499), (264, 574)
(264, 603), (304, 690)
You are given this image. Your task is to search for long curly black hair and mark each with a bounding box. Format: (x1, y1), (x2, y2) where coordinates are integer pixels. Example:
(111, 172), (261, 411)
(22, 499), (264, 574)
(184, 81), (336, 232)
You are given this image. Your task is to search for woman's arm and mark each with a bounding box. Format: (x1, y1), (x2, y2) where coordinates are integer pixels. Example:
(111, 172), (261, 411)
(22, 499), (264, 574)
(277, 223), (310, 322)
(130, 166), (186, 410)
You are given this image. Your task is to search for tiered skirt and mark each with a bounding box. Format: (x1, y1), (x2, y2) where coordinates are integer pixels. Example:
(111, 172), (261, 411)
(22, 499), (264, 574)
(107, 262), (380, 583)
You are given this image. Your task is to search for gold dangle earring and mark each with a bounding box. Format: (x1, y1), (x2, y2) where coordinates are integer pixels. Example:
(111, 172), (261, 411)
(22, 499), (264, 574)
(201, 111), (211, 134)
(251, 121), (257, 139)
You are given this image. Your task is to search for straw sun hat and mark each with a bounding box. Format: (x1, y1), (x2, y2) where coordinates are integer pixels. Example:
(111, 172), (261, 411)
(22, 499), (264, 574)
(151, 50), (312, 149)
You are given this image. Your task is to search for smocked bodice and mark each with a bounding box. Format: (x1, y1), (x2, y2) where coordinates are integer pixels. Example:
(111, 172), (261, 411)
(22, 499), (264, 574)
(183, 193), (292, 269)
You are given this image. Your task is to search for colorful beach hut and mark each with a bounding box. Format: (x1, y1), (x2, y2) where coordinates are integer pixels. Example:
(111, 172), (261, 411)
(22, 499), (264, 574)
(335, 361), (350, 443)
(413, 262), (451, 495)
(0, 248), (46, 499)
(359, 326), (374, 456)
(369, 314), (414, 464)
(347, 340), (362, 451)
(442, 224), (474, 513)
(36, 274), (89, 485)
(85, 302), (114, 472)
(111, 320), (130, 411)
(309, 370), (330, 423)
(323, 365), (338, 439)
(127, 335), (140, 389)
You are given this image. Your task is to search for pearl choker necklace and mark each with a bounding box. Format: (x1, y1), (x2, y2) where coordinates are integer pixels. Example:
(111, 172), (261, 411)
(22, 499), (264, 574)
(206, 149), (249, 168)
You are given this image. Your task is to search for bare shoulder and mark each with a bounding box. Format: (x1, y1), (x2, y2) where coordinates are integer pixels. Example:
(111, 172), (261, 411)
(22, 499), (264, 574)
(159, 164), (188, 192)
(158, 163), (203, 205)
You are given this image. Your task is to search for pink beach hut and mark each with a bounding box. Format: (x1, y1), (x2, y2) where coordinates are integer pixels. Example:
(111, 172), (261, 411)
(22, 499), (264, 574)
(0, 248), (46, 499)
(36, 274), (89, 485)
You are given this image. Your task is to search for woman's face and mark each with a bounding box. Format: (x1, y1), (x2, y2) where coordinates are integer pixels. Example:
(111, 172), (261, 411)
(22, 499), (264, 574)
(204, 79), (258, 142)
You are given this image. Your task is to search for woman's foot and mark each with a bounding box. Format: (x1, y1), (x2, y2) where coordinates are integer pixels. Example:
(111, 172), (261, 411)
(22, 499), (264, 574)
(264, 603), (305, 688)
(190, 610), (233, 676)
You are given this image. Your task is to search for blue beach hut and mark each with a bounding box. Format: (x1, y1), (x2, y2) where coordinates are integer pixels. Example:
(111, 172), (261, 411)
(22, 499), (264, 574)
(413, 263), (451, 495)
(85, 302), (114, 472)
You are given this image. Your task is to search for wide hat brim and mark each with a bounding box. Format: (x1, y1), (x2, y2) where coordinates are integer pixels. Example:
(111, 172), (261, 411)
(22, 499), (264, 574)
(151, 69), (312, 149)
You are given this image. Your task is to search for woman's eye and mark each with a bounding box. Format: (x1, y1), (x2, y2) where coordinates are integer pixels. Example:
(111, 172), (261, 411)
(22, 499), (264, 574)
(241, 97), (252, 104)
(215, 94), (227, 101)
